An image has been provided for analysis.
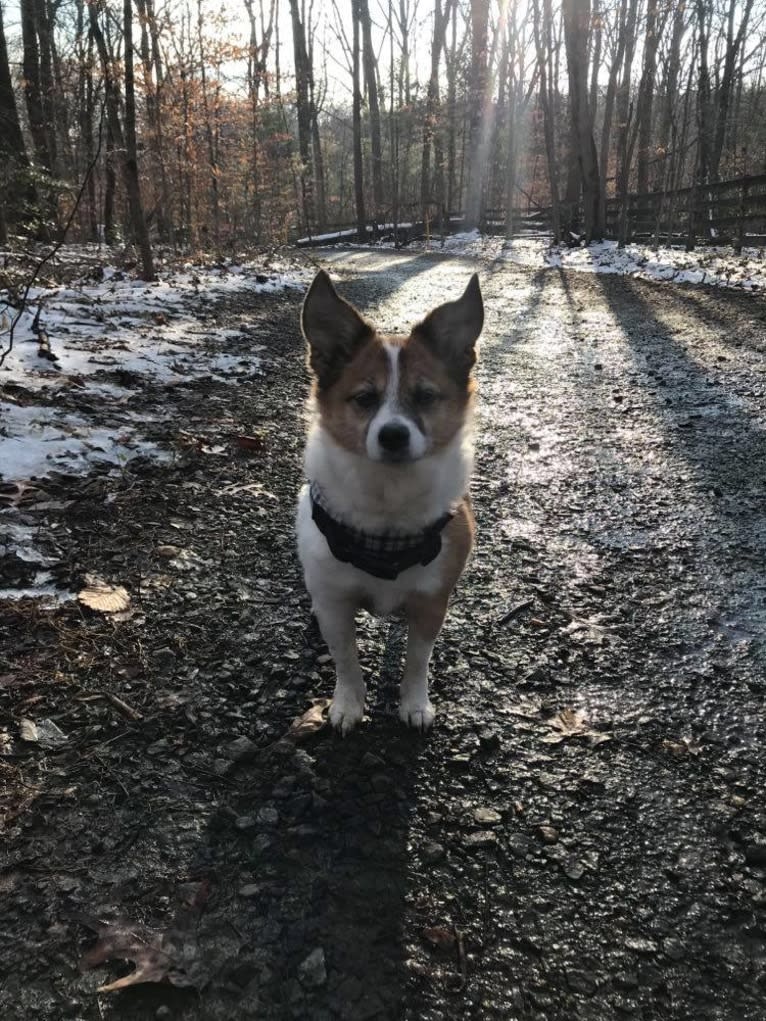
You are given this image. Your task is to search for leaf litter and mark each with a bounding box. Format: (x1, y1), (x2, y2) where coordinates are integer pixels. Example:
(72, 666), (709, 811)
(541, 708), (612, 746)
(78, 913), (208, 993)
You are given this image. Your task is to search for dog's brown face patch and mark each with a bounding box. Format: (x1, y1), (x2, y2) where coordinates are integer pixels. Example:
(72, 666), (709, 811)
(314, 332), (474, 458)
(303, 271), (483, 461)
(314, 335), (392, 456)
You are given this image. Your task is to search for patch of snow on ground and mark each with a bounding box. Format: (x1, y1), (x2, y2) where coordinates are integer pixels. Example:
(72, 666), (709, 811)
(0, 258), (310, 486)
(341, 230), (766, 291)
(500, 237), (766, 290)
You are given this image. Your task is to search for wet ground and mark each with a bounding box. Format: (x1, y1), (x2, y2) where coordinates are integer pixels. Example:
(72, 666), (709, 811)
(2, 249), (766, 1019)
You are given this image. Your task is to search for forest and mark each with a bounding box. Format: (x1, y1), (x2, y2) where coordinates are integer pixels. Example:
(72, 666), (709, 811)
(1, 0), (765, 278)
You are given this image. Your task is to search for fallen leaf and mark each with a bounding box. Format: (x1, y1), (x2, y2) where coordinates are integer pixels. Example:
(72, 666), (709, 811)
(563, 616), (621, 646)
(422, 926), (456, 950)
(78, 576), (130, 614)
(79, 916), (205, 992)
(19, 718), (39, 743)
(286, 699), (331, 741)
(234, 433), (266, 452)
(541, 708), (611, 746)
(662, 737), (702, 758)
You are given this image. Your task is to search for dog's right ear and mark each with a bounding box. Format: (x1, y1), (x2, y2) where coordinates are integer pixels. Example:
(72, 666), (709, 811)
(301, 270), (373, 388)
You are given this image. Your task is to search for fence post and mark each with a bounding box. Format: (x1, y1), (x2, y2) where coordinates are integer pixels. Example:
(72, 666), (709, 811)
(735, 177), (749, 254)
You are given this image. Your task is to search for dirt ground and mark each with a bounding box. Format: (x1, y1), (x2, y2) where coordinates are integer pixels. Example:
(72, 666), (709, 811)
(2, 249), (766, 1020)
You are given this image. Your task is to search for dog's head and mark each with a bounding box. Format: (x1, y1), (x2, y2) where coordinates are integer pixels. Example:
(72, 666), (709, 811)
(301, 270), (483, 464)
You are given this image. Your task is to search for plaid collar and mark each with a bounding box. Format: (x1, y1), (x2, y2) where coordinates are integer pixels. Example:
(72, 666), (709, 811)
(309, 481), (454, 581)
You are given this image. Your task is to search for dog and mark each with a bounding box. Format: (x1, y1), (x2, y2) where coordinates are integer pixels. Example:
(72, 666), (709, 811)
(296, 269), (483, 733)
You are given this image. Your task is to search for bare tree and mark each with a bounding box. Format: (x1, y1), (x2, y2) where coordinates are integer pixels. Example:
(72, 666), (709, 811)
(352, 0), (366, 239)
(0, 2), (30, 240)
(562, 0), (603, 241)
(89, 0), (155, 279)
(359, 0), (384, 222)
(464, 0), (490, 228)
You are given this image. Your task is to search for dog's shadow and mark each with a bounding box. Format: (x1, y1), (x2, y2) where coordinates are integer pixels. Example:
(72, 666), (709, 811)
(164, 618), (430, 1019)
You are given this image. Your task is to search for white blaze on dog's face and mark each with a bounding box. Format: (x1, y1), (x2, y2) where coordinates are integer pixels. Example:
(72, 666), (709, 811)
(301, 270), (483, 463)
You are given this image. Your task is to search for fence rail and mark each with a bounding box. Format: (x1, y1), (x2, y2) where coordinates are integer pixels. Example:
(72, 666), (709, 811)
(294, 173), (766, 250)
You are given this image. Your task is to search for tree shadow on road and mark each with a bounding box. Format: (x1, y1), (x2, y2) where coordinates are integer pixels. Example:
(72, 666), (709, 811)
(595, 273), (766, 503)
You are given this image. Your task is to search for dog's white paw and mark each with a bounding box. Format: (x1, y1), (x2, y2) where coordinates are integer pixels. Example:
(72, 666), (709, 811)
(329, 694), (365, 735)
(399, 699), (435, 731)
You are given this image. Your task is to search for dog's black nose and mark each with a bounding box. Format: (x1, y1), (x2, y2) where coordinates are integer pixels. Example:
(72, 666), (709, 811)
(378, 422), (410, 452)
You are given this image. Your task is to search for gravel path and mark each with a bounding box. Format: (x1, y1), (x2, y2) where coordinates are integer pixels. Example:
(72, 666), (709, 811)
(2, 250), (765, 1020)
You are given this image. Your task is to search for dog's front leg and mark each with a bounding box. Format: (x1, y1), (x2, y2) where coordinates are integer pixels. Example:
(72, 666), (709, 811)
(315, 601), (365, 734)
(400, 595), (449, 731)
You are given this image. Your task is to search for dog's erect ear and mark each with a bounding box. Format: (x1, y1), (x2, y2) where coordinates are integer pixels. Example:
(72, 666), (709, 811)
(414, 274), (484, 381)
(301, 270), (373, 387)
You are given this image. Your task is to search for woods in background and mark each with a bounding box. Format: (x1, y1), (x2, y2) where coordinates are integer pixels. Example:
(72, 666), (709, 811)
(0, 0), (764, 277)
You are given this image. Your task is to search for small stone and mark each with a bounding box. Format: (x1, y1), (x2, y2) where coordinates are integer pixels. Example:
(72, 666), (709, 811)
(223, 735), (257, 762)
(563, 860), (585, 880)
(473, 807), (502, 826)
(478, 728), (501, 751)
(538, 825), (559, 844)
(361, 752), (385, 770)
(744, 838), (766, 866)
(154, 647), (176, 670)
(370, 773), (394, 793)
(298, 947), (327, 988)
(663, 938), (684, 961)
(507, 833), (534, 858)
(235, 815), (257, 831)
(449, 753), (472, 770)
(257, 806), (279, 827)
(567, 970), (597, 994)
(464, 830), (496, 848)
(239, 883), (260, 898)
(625, 937), (658, 955)
(422, 841), (446, 863)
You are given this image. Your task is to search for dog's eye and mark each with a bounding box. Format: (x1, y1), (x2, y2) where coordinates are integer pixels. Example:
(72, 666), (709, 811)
(351, 390), (379, 411)
(413, 386), (439, 408)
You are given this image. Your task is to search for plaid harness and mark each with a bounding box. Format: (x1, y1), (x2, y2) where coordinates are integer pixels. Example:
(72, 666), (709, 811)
(309, 481), (454, 581)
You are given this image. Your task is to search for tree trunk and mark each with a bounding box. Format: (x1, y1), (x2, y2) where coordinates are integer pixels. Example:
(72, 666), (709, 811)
(352, 0), (366, 240)
(421, 0), (453, 231)
(359, 0), (383, 222)
(636, 0), (660, 195)
(710, 0), (754, 182)
(562, 0), (602, 242)
(654, 0), (685, 190)
(288, 0), (314, 232)
(0, 1), (30, 233)
(20, 0), (49, 169)
(532, 0), (561, 243)
(464, 0), (490, 228)
(90, 0), (155, 278)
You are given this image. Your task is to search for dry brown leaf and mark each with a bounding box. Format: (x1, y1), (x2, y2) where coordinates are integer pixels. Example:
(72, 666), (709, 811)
(234, 433), (265, 452)
(78, 576), (130, 614)
(662, 737), (702, 758)
(541, 708), (611, 746)
(287, 699), (331, 741)
(422, 926), (456, 950)
(79, 917), (204, 992)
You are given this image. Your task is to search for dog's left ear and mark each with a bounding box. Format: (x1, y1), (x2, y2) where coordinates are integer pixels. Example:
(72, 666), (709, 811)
(414, 274), (484, 381)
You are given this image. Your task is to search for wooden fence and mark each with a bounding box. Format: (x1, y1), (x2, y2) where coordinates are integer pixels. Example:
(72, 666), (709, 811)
(294, 173), (766, 250)
(605, 173), (766, 249)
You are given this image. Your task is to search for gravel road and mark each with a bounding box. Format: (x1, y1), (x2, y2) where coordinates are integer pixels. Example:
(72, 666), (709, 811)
(2, 249), (765, 1020)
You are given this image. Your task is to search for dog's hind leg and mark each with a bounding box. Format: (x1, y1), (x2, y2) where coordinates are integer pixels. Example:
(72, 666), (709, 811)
(314, 600), (366, 735)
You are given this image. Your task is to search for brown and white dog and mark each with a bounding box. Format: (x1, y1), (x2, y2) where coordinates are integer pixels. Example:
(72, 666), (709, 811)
(296, 270), (483, 733)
